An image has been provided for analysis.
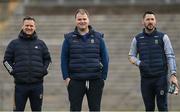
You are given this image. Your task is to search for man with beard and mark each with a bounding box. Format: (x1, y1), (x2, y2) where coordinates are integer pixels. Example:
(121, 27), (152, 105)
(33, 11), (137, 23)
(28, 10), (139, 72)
(61, 9), (109, 111)
(128, 11), (179, 111)
(3, 16), (51, 111)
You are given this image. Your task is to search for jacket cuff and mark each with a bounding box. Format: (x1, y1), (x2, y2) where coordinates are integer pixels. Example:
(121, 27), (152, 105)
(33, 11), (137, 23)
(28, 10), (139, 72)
(136, 60), (141, 66)
(171, 71), (176, 76)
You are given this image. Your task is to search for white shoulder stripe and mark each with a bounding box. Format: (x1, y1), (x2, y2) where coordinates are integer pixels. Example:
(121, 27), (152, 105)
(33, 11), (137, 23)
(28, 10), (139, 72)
(4, 61), (13, 72)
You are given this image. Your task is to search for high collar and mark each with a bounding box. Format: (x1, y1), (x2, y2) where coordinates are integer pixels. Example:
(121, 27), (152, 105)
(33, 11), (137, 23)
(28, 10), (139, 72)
(18, 30), (38, 40)
(143, 28), (157, 36)
(73, 25), (95, 36)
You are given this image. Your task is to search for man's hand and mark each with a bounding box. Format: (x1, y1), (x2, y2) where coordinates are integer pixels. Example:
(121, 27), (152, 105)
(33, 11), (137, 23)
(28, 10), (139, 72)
(170, 74), (179, 95)
(65, 78), (71, 86)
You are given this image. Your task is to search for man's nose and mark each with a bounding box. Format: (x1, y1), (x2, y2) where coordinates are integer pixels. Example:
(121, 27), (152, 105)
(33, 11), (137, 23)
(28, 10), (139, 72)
(27, 26), (32, 29)
(149, 19), (154, 22)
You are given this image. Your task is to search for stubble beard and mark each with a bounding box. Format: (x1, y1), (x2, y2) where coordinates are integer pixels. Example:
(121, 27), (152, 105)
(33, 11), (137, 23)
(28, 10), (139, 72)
(145, 24), (155, 33)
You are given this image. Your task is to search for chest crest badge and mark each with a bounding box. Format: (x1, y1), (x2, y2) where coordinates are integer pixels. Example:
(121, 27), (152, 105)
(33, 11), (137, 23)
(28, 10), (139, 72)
(155, 39), (159, 44)
(90, 39), (95, 44)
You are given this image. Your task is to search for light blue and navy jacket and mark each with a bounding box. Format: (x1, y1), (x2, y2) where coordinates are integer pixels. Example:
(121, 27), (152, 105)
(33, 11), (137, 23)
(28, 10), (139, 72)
(61, 26), (109, 80)
(129, 28), (176, 77)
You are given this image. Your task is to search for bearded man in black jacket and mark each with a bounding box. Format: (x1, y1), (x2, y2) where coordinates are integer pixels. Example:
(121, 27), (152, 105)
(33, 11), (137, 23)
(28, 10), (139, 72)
(3, 16), (51, 111)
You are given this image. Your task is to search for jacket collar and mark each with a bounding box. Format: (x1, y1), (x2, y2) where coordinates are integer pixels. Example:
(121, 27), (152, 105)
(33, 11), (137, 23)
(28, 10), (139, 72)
(73, 25), (95, 36)
(18, 30), (38, 40)
(143, 28), (157, 36)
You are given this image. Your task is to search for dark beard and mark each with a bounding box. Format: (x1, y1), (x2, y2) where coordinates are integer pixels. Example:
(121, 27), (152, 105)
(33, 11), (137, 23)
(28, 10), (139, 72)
(145, 25), (155, 33)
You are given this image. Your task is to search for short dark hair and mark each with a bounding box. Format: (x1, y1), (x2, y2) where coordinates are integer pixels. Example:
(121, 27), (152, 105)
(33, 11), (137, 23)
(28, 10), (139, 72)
(23, 16), (35, 22)
(143, 11), (155, 18)
(75, 9), (89, 18)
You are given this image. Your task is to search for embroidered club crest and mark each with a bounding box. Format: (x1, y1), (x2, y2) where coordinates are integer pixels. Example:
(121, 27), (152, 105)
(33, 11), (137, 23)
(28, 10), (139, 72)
(91, 39), (94, 44)
(155, 40), (158, 44)
(160, 90), (164, 95)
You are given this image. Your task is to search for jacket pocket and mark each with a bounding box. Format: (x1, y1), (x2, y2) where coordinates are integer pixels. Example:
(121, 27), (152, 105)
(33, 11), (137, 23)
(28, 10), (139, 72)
(139, 61), (150, 73)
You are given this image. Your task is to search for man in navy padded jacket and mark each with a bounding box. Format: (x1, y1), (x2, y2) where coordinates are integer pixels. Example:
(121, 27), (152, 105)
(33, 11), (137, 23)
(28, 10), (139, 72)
(61, 9), (109, 111)
(3, 16), (51, 111)
(129, 11), (179, 111)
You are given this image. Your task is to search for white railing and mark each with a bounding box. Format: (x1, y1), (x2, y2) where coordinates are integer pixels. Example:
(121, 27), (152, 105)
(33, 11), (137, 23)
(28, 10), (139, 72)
(23, 0), (179, 6)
